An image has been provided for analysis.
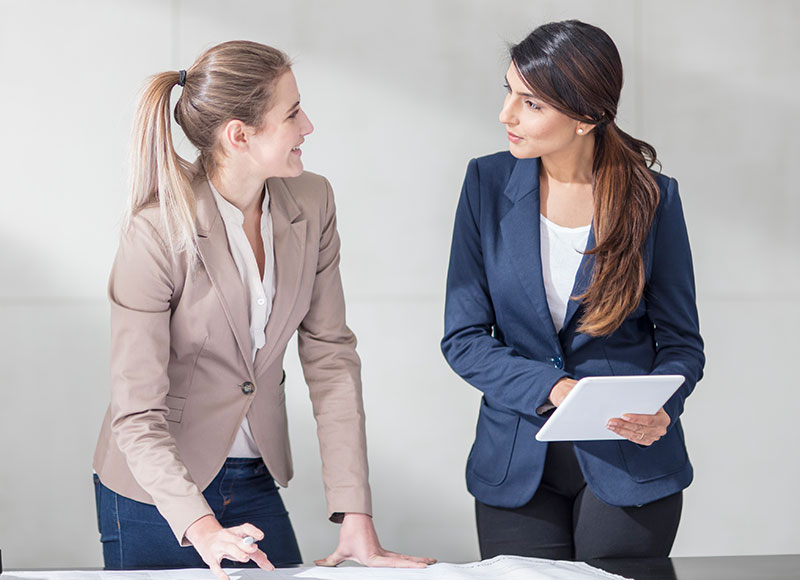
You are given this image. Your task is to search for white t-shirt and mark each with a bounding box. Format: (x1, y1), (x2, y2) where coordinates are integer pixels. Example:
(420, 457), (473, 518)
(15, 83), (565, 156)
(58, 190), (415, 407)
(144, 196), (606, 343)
(540, 214), (590, 332)
(209, 180), (276, 458)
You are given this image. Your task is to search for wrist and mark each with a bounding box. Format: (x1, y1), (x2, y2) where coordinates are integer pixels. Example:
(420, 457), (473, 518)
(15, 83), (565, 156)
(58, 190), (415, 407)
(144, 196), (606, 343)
(185, 514), (221, 545)
(341, 513), (372, 527)
(342, 512), (371, 519)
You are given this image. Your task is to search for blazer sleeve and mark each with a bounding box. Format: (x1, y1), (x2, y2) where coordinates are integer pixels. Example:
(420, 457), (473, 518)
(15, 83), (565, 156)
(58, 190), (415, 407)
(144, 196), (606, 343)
(107, 213), (213, 544)
(441, 159), (569, 421)
(646, 177), (705, 427)
(297, 178), (372, 520)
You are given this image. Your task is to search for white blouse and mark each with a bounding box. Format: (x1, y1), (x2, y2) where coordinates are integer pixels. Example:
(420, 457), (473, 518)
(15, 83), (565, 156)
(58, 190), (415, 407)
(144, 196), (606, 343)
(209, 180), (276, 458)
(539, 214), (590, 332)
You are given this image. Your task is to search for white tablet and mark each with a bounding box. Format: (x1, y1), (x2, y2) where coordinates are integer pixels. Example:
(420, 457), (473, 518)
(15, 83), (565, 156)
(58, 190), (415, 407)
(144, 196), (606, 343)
(535, 375), (685, 442)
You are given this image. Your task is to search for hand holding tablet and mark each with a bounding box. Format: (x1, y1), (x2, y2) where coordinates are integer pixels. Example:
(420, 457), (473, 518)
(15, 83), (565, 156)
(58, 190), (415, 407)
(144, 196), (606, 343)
(536, 375), (685, 442)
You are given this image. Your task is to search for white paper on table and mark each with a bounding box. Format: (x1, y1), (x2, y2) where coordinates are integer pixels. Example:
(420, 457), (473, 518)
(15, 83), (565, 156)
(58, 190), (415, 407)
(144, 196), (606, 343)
(1, 569), (299, 580)
(0, 571), (220, 580)
(296, 555), (631, 580)
(3, 556), (631, 580)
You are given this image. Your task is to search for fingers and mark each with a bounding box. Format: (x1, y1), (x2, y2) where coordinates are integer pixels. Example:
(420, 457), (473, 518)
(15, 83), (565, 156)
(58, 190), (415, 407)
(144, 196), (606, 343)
(221, 524), (266, 562)
(230, 523), (265, 542)
(315, 552), (433, 569)
(381, 551), (437, 565)
(411, 556), (438, 565)
(224, 543), (254, 563)
(607, 415), (666, 446)
(209, 563), (230, 580)
(621, 413), (658, 426)
(608, 422), (658, 445)
(193, 521), (271, 579)
(206, 534), (261, 569)
(364, 553), (428, 568)
(314, 552), (345, 567)
(622, 411), (669, 428)
(249, 548), (275, 571)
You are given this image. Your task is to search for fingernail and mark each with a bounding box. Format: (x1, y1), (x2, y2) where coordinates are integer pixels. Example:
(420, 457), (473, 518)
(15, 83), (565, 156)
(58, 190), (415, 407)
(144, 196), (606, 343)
(622, 414), (632, 421)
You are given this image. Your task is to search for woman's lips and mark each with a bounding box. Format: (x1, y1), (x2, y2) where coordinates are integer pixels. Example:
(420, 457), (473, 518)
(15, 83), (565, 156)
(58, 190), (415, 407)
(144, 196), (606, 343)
(507, 131), (522, 144)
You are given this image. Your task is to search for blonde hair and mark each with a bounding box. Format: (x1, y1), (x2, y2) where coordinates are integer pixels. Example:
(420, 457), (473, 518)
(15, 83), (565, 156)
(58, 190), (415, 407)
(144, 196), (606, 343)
(127, 40), (292, 260)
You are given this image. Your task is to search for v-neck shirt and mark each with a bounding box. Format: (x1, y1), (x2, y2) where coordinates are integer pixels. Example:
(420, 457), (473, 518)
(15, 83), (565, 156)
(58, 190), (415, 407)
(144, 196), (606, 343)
(539, 214), (590, 332)
(209, 180), (276, 458)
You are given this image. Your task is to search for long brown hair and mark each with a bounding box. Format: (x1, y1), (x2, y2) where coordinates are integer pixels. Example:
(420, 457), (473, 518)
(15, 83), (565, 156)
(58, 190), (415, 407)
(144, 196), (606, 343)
(511, 20), (660, 336)
(128, 41), (292, 261)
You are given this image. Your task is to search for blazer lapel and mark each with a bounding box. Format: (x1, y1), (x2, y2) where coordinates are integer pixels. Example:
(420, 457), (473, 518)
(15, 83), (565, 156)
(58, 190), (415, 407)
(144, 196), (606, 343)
(254, 177), (307, 374)
(194, 178), (255, 376)
(560, 225), (596, 334)
(498, 158), (560, 343)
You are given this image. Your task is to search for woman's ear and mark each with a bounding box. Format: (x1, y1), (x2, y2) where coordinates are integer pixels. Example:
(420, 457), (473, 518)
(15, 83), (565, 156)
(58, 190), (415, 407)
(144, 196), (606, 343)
(220, 119), (250, 153)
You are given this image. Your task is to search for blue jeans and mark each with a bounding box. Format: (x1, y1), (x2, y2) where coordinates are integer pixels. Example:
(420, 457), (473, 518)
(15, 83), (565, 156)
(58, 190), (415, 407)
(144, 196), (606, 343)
(94, 458), (302, 569)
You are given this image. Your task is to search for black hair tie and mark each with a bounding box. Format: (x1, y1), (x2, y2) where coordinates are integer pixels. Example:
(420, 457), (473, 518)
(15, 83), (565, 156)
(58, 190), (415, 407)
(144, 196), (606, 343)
(178, 69), (187, 87)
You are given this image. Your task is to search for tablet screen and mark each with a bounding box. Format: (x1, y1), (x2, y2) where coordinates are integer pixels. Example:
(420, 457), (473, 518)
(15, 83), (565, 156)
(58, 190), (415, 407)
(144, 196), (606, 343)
(535, 375), (685, 442)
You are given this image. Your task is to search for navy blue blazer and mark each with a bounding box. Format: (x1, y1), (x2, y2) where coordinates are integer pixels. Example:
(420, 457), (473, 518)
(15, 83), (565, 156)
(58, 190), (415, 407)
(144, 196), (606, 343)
(441, 151), (704, 508)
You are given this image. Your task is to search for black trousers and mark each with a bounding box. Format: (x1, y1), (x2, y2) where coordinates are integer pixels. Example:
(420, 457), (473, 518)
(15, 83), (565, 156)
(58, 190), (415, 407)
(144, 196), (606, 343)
(476, 441), (682, 560)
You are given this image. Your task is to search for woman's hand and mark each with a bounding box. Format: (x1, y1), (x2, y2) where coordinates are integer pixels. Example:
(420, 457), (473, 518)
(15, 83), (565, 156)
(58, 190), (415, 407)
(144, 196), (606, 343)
(607, 408), (670, 446)
(548, 378), (578, 407)
(314, 513), (436, 568)
(185, 515), (274, 580)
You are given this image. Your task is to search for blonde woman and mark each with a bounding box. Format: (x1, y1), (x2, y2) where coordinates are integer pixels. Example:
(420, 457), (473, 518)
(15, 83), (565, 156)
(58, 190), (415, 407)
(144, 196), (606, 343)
(93, 41), (433, 578)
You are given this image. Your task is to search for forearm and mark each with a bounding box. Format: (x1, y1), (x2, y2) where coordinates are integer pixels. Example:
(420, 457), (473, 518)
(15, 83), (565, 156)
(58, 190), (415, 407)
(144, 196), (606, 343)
(442, 327), (569, 420)
(109, 304), (211, 544)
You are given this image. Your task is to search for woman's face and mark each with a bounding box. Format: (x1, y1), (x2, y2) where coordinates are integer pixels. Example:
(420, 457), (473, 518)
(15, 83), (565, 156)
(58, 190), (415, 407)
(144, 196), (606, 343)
(499, 64), (582, 159)
(246, 70), (314, 178)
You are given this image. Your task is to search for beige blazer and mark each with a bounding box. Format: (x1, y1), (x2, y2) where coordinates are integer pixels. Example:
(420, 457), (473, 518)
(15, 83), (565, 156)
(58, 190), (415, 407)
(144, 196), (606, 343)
(93, 169), (371, 544)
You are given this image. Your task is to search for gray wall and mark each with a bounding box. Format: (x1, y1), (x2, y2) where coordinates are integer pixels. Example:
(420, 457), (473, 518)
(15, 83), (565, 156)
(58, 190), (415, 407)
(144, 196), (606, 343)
(1, 0), (798, 568)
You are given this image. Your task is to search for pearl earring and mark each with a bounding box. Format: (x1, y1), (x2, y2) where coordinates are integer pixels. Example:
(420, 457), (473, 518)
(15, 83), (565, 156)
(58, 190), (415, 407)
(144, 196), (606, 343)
(577, 128), (584, 134)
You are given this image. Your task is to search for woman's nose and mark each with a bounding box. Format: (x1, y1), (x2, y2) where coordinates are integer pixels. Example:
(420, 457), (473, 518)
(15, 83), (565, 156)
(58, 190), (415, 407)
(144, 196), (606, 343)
(499, 97), (514, 125)
(300, 109), (314, 136)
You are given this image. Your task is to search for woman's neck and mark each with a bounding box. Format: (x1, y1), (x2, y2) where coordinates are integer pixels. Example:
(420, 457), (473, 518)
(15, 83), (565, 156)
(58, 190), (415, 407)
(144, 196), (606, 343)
(539, 134), (595, 185)
(538, 135), (596, 227)
(209, 162), (267, 219)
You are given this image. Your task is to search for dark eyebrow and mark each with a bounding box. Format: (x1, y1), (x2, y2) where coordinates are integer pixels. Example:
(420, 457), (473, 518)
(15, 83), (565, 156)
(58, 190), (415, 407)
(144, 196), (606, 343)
(504, 75), (537, 99)
(286, 100), (300, 116)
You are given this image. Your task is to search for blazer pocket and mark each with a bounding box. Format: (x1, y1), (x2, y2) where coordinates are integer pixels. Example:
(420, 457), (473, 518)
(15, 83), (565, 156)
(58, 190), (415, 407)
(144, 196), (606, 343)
(468, 399), (520, 487)
(618, 427), (689, 483)
(165, 395), (187, 423)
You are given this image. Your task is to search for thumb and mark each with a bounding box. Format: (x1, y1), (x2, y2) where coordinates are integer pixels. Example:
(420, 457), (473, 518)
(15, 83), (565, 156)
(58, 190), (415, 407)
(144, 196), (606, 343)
(314, 551), (345, 567)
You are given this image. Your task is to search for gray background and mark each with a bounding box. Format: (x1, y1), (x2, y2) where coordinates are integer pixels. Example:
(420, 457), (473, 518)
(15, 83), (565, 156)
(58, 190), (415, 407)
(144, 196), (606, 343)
(1, 0), (798, 569)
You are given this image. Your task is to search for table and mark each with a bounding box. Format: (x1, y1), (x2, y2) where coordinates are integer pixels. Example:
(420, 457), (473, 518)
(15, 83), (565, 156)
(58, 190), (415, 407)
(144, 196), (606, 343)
(3, 555), (798, 580)
(588, 554), (800, 580)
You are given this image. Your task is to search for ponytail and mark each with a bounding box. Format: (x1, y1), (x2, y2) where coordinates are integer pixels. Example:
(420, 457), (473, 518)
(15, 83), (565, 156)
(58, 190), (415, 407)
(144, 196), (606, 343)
(124, 41), (292, 266)
(510, 20), (663, 336)
(127, 71), (198, 262)
(576, 122), (660, 336)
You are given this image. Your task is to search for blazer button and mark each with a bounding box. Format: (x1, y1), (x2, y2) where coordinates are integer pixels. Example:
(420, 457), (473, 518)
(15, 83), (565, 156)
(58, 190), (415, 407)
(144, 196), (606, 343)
(550, 356), (564, 370)
(240, 381), (255, 395)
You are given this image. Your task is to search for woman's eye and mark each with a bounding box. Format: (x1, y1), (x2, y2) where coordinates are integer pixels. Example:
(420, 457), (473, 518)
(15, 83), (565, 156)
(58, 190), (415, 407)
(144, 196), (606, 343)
(288, 111), (299, 119)
(503, 83), (511, 93)
(526, 101), (540, 110)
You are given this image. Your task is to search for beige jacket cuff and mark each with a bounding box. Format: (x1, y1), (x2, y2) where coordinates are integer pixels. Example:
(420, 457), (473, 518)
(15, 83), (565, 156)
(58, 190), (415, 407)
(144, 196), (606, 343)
(326, 484), (373, 523)
(160, 495), (215, 547)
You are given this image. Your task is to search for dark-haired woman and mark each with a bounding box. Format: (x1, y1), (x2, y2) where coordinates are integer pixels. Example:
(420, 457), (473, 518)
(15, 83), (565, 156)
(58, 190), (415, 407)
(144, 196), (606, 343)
(441, 20), (704, 560)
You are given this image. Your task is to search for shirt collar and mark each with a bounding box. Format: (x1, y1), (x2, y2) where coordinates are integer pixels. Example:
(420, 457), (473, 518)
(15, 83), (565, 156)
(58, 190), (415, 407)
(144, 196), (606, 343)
(208, 179), (270, 227)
